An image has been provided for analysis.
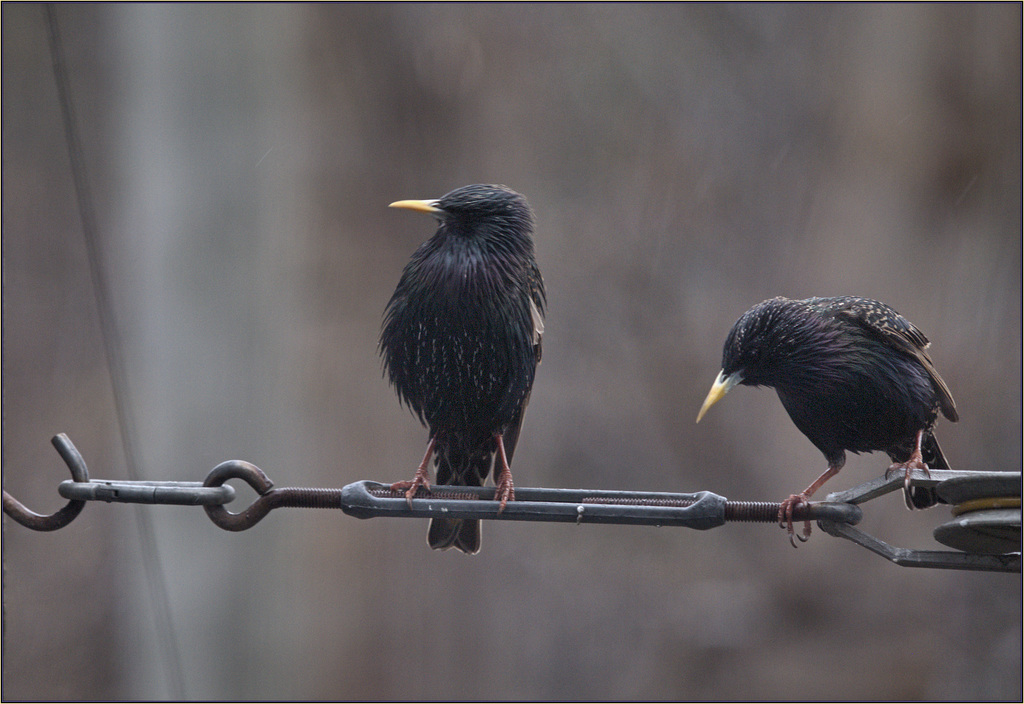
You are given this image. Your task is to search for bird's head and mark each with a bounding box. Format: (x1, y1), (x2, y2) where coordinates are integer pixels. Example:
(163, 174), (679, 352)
(389, 184), (533, 241)
(696, 297), (795, 423)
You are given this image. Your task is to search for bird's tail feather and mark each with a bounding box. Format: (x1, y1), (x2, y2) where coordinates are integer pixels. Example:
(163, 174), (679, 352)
(428, 518), (481, 554)
(921, 433), (949, 470)
(426, 438), (493, 555)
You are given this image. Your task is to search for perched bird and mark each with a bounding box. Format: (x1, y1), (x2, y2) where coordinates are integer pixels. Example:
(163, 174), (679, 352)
(380, 184), (546, 554)
(696, 296), (958, 543)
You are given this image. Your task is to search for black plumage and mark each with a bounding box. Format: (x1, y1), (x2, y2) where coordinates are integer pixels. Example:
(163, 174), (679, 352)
(380, 184), (545, 554)
(697, 296), (958, 542)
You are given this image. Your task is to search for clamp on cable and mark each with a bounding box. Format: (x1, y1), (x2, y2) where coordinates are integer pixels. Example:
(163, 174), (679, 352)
(819, 468), (1020, 572)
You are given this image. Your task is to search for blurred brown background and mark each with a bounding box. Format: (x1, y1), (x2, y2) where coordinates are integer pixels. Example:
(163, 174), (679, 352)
(3, 3), (1020, 700)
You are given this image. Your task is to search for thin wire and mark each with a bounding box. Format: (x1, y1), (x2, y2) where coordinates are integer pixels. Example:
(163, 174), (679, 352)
(42, 5), (186, 698)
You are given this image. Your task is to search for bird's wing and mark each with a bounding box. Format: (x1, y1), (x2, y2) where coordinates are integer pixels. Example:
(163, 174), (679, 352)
(528, 262), (546, 363)
(824, 297), (959, 422)
(502, 263), (546, 461)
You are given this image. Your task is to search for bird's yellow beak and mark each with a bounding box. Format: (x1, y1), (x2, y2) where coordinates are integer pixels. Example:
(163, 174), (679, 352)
(388, 199), (442, 215)
(696, 369), (740, 423)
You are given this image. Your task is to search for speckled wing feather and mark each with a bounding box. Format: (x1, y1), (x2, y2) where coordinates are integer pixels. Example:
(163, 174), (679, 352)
(502, 263), (546, 465)
(528, 262), (546, 363)
(812, 296), (959, 422)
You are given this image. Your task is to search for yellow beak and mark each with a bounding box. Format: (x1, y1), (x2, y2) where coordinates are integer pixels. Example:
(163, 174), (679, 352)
(696, 369), (740, 423)
(388, 199), (443, 215)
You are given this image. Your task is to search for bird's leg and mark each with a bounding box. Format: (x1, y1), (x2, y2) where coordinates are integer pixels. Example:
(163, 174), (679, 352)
(390, 435), (436, 507)
(886, 429), (929, 510)
(779, 464), (841, 547)
(492, 433), (515, 513)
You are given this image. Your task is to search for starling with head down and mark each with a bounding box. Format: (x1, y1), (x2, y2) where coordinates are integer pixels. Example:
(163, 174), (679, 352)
(380, 184), (545, 554)
(696, 296), (958, 543)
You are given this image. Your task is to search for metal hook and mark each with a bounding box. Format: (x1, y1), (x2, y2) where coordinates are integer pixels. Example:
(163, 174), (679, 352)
(2, 434), (90, 531)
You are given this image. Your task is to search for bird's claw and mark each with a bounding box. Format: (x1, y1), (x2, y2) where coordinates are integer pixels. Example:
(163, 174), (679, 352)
(493, 478), (515, 514)
(887, 457), (930, 511)
(779, 493), (813, 547)
(787, 522), (812, 547)
(389, 476), (431, 508)
(902, 474), (916, 511)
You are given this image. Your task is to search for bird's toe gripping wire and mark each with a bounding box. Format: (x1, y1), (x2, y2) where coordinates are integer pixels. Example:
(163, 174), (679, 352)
(886, 429), (931, 510)
(389, 436), (436, 507)
(779, 464), (845, 546)
(492, 433), (515, 513)
(778, 493), (812, 547)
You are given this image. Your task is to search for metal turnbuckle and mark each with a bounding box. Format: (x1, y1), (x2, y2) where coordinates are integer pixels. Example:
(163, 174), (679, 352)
(4, 434), (1019, 573)
(5, 435), (857, 533)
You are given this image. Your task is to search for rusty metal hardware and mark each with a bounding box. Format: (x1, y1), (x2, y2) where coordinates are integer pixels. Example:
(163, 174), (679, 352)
(4, 434), (1018, 574)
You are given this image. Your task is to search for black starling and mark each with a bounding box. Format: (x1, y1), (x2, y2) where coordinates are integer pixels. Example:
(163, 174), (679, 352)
(696, 296), (958, 543)
(380, 184), (546, 554)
